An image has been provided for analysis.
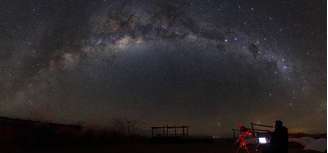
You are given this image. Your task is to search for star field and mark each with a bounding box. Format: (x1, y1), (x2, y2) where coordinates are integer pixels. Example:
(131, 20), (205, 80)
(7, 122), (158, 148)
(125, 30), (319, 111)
(0, 0), (325, 136)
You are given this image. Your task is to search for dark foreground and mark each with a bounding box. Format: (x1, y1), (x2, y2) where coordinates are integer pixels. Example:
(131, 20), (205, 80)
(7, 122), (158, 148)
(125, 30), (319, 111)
(0, 117), (324, 153)
(1, 141), (322, 153)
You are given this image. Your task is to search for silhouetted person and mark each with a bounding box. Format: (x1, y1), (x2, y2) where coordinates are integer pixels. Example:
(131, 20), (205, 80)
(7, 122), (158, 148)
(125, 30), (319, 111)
(270, 120), (288, 153)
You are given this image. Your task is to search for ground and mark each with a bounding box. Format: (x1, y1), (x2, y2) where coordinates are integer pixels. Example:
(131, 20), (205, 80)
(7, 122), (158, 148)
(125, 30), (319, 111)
(1, 142), (322, 153)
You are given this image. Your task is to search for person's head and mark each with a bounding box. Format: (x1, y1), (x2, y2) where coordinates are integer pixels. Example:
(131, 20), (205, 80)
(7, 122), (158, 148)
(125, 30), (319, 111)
(275, 120), (283, 129)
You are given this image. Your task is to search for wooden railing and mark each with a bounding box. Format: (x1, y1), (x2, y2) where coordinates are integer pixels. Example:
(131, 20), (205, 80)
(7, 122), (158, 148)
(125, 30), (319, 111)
(152, 125), (189, 137)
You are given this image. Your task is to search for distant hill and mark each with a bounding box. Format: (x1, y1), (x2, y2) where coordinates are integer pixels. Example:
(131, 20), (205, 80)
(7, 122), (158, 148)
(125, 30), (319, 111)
(289, 133), (326, 139)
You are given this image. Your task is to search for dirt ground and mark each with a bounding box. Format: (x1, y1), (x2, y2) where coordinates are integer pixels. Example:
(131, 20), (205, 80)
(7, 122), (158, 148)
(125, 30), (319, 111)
(1, 142), (322, 153)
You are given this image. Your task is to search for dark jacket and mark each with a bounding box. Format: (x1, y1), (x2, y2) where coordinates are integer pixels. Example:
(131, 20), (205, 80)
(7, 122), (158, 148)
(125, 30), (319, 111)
(270, 126), (288, 153)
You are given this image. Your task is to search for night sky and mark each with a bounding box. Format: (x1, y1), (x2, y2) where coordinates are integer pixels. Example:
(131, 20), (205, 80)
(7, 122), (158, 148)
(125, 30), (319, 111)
(0, 0), (326, 136)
